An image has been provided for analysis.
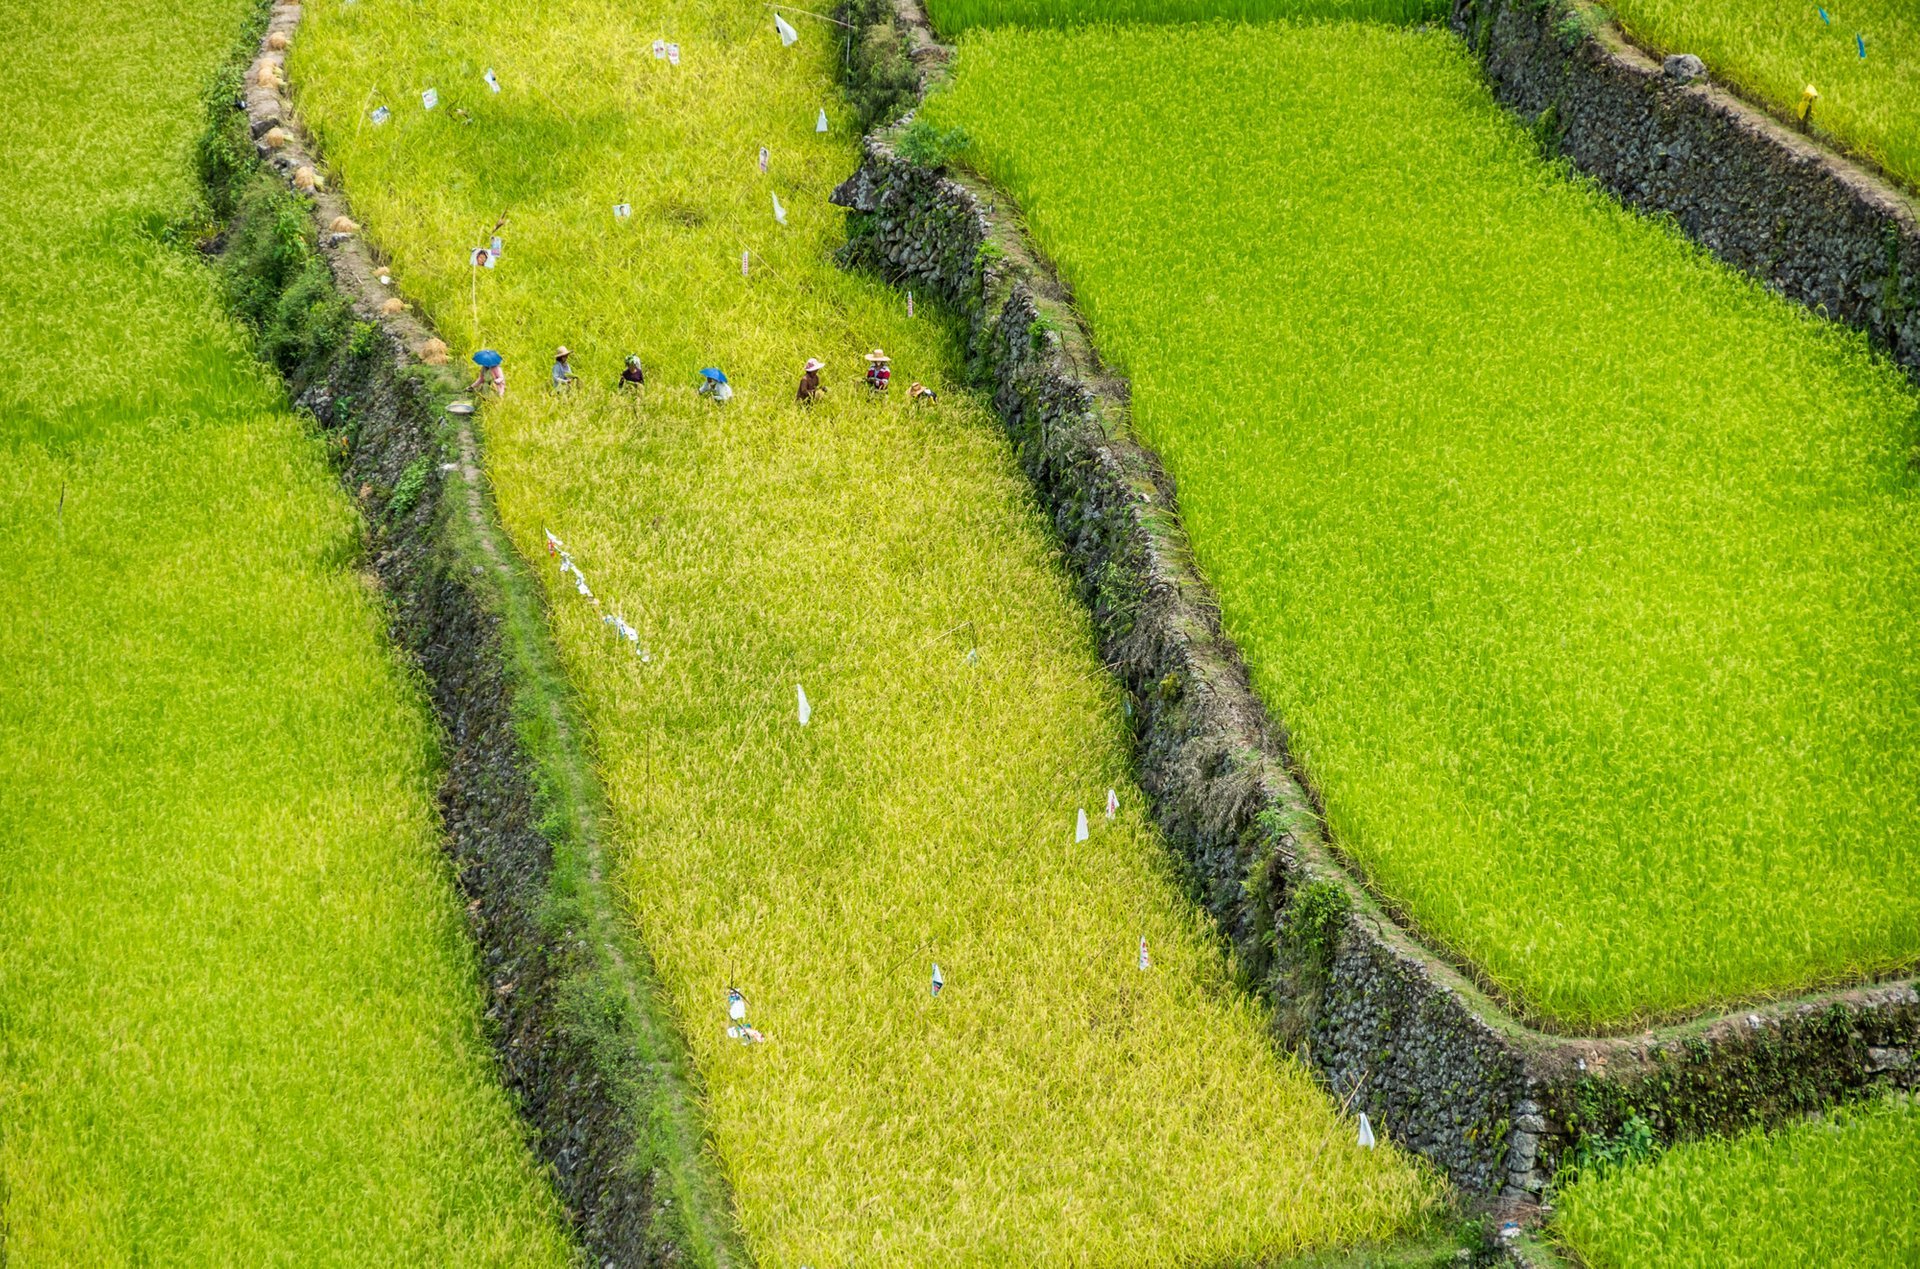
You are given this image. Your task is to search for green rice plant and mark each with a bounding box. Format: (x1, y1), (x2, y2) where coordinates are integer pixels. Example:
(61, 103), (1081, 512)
(289, 0), (1441, 1261)
(924, 21), (1920, 1031)
(925, 0), (1446, 33)
(0, 1), (574, 1261)
(1556, 1094), (1920, 1267)
(1609, 0), (1920, 190)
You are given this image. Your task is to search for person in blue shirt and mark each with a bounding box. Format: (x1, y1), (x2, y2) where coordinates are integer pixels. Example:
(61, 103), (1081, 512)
(551, 346), (574, 390)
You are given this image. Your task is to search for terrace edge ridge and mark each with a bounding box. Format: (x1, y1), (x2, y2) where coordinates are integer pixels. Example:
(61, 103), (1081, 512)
(829, 0), (1918, 1204)
(1455, 0), (1920, 380)
(208, 6), (749, 1264)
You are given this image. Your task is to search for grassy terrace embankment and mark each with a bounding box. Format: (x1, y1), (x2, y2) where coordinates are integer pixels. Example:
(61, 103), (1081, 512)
(924, 21), (1920, 1031)
(1558, 1093), (1920, 1267)
(925, 0), (1442, 30)
(0, 1), (575, 1261)
(289, 0), (1438, 1262)
(1608, 0), (1919, 190)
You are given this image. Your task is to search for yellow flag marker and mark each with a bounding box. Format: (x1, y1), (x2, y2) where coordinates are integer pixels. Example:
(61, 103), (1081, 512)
(1799, 84), (1819, 125)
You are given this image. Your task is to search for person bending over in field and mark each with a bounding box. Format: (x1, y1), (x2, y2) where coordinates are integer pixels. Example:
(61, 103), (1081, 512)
(619, 354), (646, 392)
(864, 348), (891, 395)
(469, 361), (505, 397)
(797, 357), (827, 404)
(908, 381), (936, 405)
(551, 346), (576, 391)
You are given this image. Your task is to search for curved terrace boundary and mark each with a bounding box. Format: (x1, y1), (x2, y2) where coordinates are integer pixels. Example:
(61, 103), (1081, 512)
(832, 0), (1919, 1201)
(222, 6), (744, 1263)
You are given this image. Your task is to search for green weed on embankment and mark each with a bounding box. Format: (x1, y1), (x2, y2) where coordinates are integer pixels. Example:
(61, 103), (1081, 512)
(0, 1), (574, 1261)
(1609, 0), (1920, 191)
(925, 21), (1920, 1032)
(1556, 1094), (1920, 1267)
(288, 0), (1441, 1261)
(925, 0), (1444, 31)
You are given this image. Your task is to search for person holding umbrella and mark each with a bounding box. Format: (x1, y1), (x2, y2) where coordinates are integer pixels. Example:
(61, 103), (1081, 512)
(698, 367), (732, 404)
(796, 357), (826, 404)
(469, 348), (506, 396)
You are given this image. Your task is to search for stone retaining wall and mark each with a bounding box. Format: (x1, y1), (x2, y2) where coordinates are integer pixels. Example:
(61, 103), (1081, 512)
(1454, 0), (1920, 378)
(225, 7), (742, 1264)
(833, 3), (1919, 1199)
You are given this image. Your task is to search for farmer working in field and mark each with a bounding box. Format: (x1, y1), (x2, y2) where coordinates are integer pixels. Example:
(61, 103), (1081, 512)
(908, 381), (937, 405)
(619, 355), (646, 391)
(864, 348), (891, 395)
(552, 345), (575, 390)
(796, 357), (826, 404)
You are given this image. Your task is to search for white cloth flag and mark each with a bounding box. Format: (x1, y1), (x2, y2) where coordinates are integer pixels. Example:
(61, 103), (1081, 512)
(483, 67), (500, 93)
(1138, 937), (1150, 971)
(666, 43), (681, 65)
(544, 529), (562, 555)
(575, 573), (592, 598)
(490, 235), (503, 258)
(771, 191), (787, 225)
(1106, 788), (1118, 818)
(1357, 1113), (1377, 1149)
(741, 250), (751, 277)
(815, 107), (829, 133)
(421, 87), (438, 110)
(796, 684), (811, 726)
(613, 202), (632, 219)
(759, 145), (770, 173)
(1075, 808), (1089, 842)
(774, 12), (798, 45)
(370, 105), (391, 125)
(728, 989), (746, 1022)
(652, 38), (668, 59)
(930, 963), (944, 996)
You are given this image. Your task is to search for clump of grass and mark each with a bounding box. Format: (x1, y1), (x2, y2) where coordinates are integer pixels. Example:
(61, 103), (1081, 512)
(1609, 0), (1920, 190)
(925, 0), (1445, 32)
(1556, 1094), (1920, 1266)
(290, 0), (1441, 1262)
(0, 0), (575, 1260)
(925, 21), (1920, 1031)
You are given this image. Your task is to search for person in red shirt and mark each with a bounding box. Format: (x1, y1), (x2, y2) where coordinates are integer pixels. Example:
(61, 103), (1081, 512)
(864, 348), (891, 395)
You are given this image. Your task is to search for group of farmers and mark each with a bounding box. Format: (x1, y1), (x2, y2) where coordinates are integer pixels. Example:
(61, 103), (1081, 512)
(468, 345), (937, 407)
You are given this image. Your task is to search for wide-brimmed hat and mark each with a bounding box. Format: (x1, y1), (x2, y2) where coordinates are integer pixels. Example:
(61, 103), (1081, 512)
(864, 348), (889, 362)
(555, 345), (572, 358)
(803, 358), (825, 373)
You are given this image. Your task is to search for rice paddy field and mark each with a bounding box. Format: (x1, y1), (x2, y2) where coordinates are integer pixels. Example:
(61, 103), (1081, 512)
(1608, 0), (1920, 190)
(924, 0), (1442, 32)
(923, 21), (1920, 1031)
(0, 0), (577, 1263)
(288, 0), (1440, 1263)
(1556, 1095), (1920, 1267)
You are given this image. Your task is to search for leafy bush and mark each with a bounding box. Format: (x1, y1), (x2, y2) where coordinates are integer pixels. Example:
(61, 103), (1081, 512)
(839, 0), (921, 132)
(894, 116), (971, 168)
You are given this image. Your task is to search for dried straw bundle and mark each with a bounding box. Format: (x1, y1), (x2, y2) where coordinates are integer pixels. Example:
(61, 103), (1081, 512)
(266, 31), (290, 50)
(254, 62), (283, 88)
(262, 126), (289, 149)
(329, 215), (359, 235)
(291, 166), (320, 190)
(418, 338), (450, 365)
(379, 297), (407, 315)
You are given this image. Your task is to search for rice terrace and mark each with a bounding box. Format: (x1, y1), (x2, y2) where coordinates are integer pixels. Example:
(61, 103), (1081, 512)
(2, 0), (1916, 1263)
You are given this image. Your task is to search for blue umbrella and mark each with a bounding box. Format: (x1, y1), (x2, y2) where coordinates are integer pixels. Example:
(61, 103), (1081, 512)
(473, 349), (504, 368)
(699, 367), (728, 383)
